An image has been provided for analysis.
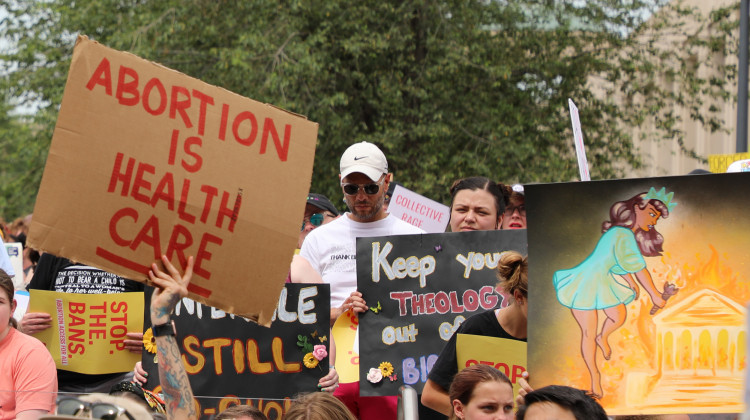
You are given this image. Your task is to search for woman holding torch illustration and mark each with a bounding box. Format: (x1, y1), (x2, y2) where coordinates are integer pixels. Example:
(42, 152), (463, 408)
(553, 187), (678, 398)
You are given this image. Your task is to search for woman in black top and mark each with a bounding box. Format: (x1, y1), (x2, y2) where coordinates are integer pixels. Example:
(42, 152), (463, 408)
(421, 251), (528, 417)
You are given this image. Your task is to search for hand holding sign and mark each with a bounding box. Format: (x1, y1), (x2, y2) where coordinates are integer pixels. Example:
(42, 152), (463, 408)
(344, 291), (368, 313)
(332, 290), (368, 325)
(148, 255), (194, 325)
(147, 254), (198, 420)
(124, 331), (144, 353)
(20, 311), (52, 334)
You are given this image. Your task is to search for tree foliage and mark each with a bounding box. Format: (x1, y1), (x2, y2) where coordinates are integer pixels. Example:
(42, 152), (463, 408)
(0, 0), (738, 215)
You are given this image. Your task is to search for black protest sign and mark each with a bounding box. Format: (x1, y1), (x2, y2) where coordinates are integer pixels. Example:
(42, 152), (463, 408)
(142, 283), (330, 420)
(357, 230), (527, 396)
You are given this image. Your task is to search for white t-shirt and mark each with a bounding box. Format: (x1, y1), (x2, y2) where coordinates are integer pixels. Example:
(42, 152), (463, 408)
(300, 213), (424, 308)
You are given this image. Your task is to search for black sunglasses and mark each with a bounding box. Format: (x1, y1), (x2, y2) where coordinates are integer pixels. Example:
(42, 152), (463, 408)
(56, 397), (136, 420)
(341, 180), (384, 196)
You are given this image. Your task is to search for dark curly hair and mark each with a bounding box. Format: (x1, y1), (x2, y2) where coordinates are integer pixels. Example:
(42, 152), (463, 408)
(602, 193), (670, 257)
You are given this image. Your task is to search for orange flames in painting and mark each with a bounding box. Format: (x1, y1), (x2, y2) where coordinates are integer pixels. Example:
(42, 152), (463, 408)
(566, 245), (748, 414)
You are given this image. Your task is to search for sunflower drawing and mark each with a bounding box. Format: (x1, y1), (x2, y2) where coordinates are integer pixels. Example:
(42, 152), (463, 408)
(303, 352), (319, 369)
(143, 328), (157, 354)
(379, 361), (394, 377)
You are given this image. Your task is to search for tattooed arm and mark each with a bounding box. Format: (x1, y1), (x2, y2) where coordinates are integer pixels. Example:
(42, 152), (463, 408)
(149, 255), (198, 420)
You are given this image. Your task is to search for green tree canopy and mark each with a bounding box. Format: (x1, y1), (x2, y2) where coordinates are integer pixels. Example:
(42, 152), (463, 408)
(0, 0), (737, 216)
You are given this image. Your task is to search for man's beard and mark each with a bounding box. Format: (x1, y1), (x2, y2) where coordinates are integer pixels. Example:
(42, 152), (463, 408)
(347, 196), (384, 221)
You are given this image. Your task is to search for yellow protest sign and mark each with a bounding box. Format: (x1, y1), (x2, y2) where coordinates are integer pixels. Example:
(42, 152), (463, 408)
(29, 290), (144, 374)
(456, 334), (527, 395)
(332, 309), (359, 383)
(708, 152), (750, 173)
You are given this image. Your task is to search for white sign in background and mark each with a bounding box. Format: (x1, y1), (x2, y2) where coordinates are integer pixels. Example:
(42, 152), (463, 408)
(568, 98), (591, 181)
(5, 242), (24, 289)
(727, 158), (750, 173)
(13, 290), (29, 324)
(388, 185), (450, 233)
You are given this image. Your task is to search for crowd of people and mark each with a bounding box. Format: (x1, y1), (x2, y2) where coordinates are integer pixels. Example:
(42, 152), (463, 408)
(0, 140), (712, 420)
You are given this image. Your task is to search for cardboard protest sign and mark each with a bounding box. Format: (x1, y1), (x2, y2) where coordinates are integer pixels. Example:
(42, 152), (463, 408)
(387, 185), (449, 233)
(526, 173), (750, 415)
(28, 36), (318, 324)
(28, 290), (143, 374)
(142, 283), (330, 420)
(5, 242), (24, 289)
(456, 334), (527, 395)
(356, 230), (527, 396)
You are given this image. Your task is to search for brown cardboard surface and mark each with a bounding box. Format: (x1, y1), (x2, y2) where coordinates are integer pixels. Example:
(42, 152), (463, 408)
(28, 36), (318, 325)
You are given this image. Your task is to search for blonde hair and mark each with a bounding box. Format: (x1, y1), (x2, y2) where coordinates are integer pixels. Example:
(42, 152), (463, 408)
(284, 392), (356, 420)
(496, 251), (527, 299)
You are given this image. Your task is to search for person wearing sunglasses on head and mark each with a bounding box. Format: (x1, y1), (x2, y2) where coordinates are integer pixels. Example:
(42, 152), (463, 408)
(44, 393), (160, 420)
(296, 141), (425, 420)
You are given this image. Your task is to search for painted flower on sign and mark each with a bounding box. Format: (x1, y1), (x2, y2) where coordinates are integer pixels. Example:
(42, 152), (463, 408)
(367, 367), (383, 384)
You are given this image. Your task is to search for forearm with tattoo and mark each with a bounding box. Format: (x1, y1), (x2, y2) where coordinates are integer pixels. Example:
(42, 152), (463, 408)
(156, 334), (198, 420)
(152, 294), (181, 324)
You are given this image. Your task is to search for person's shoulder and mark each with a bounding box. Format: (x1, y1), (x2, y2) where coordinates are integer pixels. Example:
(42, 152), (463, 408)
(456, 310), (496, 332)
(608, 226), (635, 240)
(608, 225), (631, 234)
(7, 328), (50, 354)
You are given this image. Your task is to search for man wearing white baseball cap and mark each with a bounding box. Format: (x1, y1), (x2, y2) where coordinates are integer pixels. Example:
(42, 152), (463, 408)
(297, 141), (424, 419)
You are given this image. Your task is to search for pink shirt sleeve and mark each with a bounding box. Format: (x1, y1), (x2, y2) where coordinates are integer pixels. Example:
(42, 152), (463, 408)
(0, 329), (58, 417)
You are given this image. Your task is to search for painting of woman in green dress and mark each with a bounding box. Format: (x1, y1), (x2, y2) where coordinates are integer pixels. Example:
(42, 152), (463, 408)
(553, 187), (678, 398)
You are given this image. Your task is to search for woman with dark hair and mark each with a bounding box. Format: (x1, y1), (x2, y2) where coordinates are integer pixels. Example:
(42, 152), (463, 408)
(516, 385), (607, 420)
(553, 188), (677, 398)
(0, 269), (57, 419)
(448, 364), (514, 420)
(500, 184), (526, 230)
(422, 251), (527, 416)
(448, 177), (505, 232)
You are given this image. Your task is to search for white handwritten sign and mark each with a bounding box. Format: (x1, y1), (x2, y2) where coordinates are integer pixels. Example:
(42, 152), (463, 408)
(568, 99), (590, 181)
(388, 185), (449, 233)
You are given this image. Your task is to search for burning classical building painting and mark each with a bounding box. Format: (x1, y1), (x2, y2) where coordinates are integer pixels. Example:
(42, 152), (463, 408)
(527, 173), (749, 415)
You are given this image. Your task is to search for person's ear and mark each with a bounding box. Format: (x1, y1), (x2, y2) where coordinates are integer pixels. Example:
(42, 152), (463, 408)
(11, 299), (17, 314)
(452, 399), (466, 419)
(496, 214), (504, 230)
(514, 290), (526, 305)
